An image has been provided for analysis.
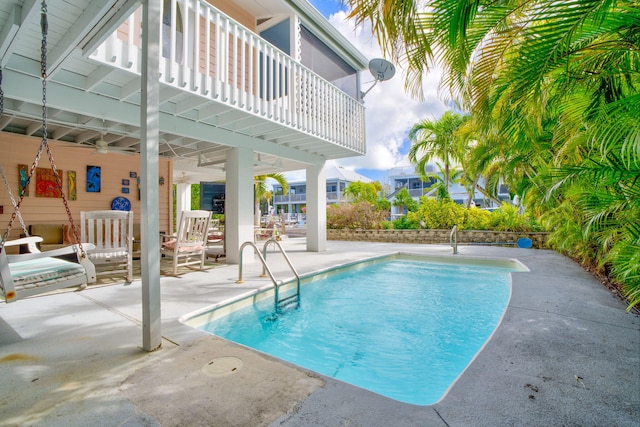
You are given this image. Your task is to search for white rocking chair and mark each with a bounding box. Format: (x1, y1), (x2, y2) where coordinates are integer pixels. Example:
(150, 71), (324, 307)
(160, 210), (211, 275)
(0, 236), (97, 303)
(81, 210), (134, 283)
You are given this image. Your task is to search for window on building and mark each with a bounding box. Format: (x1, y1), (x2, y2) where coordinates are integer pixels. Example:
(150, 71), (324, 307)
(162, 0), (184, 63)
(299, 26), (359, 100)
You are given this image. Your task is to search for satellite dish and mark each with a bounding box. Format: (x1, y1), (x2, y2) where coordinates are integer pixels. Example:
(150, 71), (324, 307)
(361, 58), (396, 99)
(369, 58), (395, 82)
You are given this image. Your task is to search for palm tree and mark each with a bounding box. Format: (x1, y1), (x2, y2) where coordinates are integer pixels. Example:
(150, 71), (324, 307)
(254, 173), (288, 226)
(346, 0), (640, 308)
(342, 181), (382, 204)
(408, 111), (467, 192)
(392, 187), (418, 214)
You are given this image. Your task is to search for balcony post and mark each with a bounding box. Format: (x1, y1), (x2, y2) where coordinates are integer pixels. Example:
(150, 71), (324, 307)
(306, 162), (327, 252)
(225, 147), (254, 263)
(176, 183), (191, 214)
(140, 0), (162, 353)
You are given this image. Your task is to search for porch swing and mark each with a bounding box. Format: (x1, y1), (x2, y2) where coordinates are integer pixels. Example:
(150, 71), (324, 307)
(0, 1), (96, 303)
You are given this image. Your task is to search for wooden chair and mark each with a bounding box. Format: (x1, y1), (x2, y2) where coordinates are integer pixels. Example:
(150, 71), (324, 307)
(1, 236), (97, 303)
(206, 221), (225, 262)
(160, 210), (211, 275)
(81, 210), (134, 282)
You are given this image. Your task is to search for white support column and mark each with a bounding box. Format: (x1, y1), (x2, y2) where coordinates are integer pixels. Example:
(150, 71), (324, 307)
(290, 15), (301, 62)
(306, 162), (326, 252)
(140, 0), (162, 352)
(175, 183), (191, 216)
(225, 147), (254, 263)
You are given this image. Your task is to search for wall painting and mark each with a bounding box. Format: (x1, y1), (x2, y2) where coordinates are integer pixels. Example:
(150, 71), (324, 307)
(18, 164), (29, 197)
(35, 167), (63, 198)
(68, 170), (77, 200)
(86, 165), (101, 193)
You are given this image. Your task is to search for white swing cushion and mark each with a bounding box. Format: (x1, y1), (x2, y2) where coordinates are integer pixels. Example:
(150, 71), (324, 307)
(9, 257), (86, 292)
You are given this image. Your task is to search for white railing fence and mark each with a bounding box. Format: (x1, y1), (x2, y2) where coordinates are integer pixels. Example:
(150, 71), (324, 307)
(91, 0), (365, 153)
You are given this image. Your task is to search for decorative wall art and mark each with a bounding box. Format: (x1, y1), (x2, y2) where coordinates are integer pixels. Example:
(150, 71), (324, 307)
(122, 187), (130, 194)
(111, 196), (131, 211)
(86, 165), (101, 193)
(122, 179), (130, 186)
(68, 171), (77, 200)
(130, 171), (137, 178)
(18, 164), (29, 196)
(35, 167), (63, 198)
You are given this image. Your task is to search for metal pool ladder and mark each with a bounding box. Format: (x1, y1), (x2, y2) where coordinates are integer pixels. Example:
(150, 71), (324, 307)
(450, 225), (458, 254)
(236, 238), (301, 311)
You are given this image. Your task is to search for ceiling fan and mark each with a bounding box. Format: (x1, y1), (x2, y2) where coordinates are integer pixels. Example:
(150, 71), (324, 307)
(87, 133), (137, 155)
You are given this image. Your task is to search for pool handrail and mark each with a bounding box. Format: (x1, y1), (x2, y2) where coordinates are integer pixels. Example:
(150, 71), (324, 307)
(450, 225), (458, 254)
(236, 240), (300, 311)
(236, 241), (281, 287)
(262, 238), (301, 308)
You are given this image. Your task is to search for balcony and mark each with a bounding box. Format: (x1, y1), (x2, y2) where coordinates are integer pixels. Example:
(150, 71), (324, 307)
(274, 193), (307, 203)
(89, 0), (366, 160)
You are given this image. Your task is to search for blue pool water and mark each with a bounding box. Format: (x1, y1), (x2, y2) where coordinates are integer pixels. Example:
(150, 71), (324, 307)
(197, 256), (516, 405)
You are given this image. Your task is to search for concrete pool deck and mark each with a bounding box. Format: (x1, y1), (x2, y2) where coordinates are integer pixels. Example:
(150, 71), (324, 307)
(0, 238), (638, 426)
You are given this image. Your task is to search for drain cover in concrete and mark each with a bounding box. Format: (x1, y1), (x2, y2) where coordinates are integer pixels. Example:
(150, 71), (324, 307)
(201, 356), (243, 377)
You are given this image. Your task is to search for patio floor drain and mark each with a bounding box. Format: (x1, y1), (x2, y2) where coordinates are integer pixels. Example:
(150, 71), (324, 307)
(202, 357), (243, 377)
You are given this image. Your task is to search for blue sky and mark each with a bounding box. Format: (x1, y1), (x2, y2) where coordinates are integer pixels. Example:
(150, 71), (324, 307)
(308, 0), (347, 18)
(284, 1), (448, 185)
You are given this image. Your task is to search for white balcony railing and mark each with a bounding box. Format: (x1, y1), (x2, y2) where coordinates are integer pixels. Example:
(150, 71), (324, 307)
(90, 0), (365, 153)
(273, 193), (307, 203)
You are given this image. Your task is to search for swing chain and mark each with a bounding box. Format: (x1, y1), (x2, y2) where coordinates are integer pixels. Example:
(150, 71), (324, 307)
(0, 163), (30, 246)
(38, 0), (85, 258)
(0, 69), (3, 115)
(1, 68), (30, 248)
(2, 1), (85, 258)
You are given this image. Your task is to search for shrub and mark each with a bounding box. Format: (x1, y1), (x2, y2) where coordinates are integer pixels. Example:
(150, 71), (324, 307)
(327, 201), (389, 229)
(463, 208), (491, 230)
(381, 220), (394, 230)
(407, 197), (466, 229)
(488, 204), (531, 231)
(392, 216), (417, 229)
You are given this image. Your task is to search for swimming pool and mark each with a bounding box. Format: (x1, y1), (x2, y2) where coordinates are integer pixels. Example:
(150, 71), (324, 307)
(183, 253), (527, 405)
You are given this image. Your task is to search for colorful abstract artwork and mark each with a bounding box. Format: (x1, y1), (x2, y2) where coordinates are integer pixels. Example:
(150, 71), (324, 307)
(35, 167), (63, 198)
(86, 165), (101, 193)
(68, 171), (77, 200)
(18, 164), (29, 196)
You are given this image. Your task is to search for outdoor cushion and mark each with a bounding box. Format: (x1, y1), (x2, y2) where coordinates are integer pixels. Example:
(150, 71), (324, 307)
(9, 257), (85, 292)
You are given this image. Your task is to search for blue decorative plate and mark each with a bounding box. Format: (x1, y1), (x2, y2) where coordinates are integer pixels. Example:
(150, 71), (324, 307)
(111, 196), (131, 211)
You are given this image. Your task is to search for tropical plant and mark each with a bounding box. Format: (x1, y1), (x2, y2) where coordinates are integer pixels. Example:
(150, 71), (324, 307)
(391, 215), (416, 230)
(488, 204), (531, 232)
(407, 197), (466, 230)
(464, 208), (491, 231)
(343, 180), (382, 203)
(343, 180), (390, 211)
(407, 111), (468, 192)
(392, 187), (418, 214)
(255, 174), (288, 226)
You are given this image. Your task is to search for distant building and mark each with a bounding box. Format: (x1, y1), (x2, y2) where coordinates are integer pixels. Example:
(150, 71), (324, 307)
(386, 166), (510, 218)
(272, 166), (372, 217)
